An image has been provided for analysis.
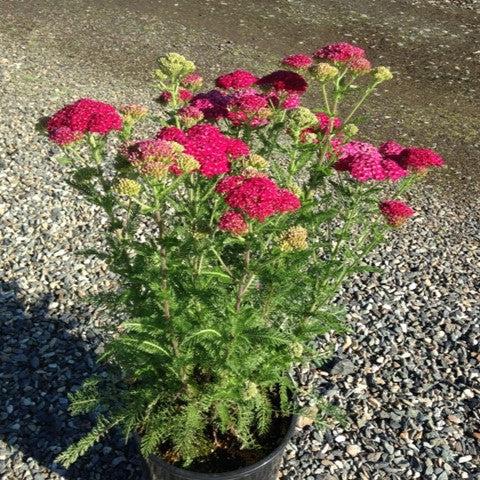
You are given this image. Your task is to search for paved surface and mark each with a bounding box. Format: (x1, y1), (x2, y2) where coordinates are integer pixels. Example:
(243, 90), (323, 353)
(1, 1), (479, 480)
(2, 0), (480, 196)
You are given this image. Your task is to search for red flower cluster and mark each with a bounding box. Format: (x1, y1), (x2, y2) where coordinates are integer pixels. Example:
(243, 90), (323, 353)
(181, 73), (203, 89)
(401, 147), (445, 172)
(256, 70), (308, 94)
(157, 124), (249, 177)
(282, 54), (313, 70)
(227, 92), (270, 127)
(216, 69), (258, 90)
(380, 200), (414, 227)
(314, 42), (365, 62)
(47, 98), (122, 145)
(216, 174), (300, 221)
(218, 210), (249, 236)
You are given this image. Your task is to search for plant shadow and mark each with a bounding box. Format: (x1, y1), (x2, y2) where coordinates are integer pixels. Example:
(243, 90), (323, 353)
(0, 281), (147, 479)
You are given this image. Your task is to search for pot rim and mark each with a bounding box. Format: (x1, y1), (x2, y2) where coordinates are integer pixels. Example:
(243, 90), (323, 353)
(145, 414), (297, 479)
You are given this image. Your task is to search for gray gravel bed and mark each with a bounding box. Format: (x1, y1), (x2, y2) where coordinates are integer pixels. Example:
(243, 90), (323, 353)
(1, 18), (479, 480)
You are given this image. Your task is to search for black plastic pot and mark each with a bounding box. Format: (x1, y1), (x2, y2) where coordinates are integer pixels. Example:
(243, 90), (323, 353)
(142, 415), (297, 480)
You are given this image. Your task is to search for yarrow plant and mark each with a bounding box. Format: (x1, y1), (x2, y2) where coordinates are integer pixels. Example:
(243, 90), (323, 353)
(46, 44), (444, 471)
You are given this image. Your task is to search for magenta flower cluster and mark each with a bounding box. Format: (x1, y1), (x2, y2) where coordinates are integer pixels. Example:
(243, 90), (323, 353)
(47, 98), (123, 145)
(216, 174), (301, 222)
(157, 125), (249, 177)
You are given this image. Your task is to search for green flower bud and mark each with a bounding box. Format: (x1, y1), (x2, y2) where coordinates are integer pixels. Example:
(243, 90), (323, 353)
(290, 107), (317, 129)
(292, 342), (304, 358)
(155, 53), (196, 80)
(243, 381), (259, 401)
(343, 123), (359, 137)
(177, 153), (200, 173)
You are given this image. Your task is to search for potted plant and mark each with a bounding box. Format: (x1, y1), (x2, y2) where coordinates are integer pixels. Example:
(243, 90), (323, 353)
(45, 44), (444, 479)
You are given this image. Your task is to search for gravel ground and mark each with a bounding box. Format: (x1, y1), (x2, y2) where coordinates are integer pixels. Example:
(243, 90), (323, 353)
(1, 1), (479, 479)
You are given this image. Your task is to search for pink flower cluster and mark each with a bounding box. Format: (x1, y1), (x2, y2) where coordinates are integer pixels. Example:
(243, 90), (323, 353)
(282, 54), (313, 70)
(314, 42), (365, 62)
(380, 200), (414, 227)
(256, 70), (308, 94)
(334, 141), (407, 182)
(181, 73), (203, 89)
(227, 91), (270, 127)
(335, 140), (445, 182)
(47, 98), (123, 145)
(218, 210), (249, 236)
(216, 174), (300, 221)
(157, 125), (249, 177)
(216, 69), (258, 90)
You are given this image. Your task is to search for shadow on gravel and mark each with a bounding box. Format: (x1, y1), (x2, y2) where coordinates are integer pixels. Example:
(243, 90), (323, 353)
(0, 281), (146, 480)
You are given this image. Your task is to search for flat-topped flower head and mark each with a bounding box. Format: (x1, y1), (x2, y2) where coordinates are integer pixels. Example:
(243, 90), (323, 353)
(218, 210), (249, 236)
(216, 174), (300, 221)
(335, 141), (386, 182)
(279, 226), (308, 252)
(155, 53), (196, 80)
(120, 104), (148, 121)
(282, 54), (314, 70)
(227, 92), (271, 127)
(312, 63), (339, 82)
(47, 98), (123, 144)
(157, 124), (249, 177)
(256, 70), (308, 94)
(314, 42), (365, 62)
(289, 107), (318, 129)
(347, 57), (372, 74)
(190, 90), (231, 120)
(115, 178), (142, 197)
(181, 73), (203, 89)
(373, 66), (393, 83)
(178, 106), (204, 128)
(380, 200), (414, 227)
(216, 69), (258, 90)
(400, 147), (445, 172)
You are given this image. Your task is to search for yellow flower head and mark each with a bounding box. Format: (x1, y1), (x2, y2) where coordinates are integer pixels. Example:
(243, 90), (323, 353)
(245, 154), (269, 170)
(312, 63), (339, 82)
(279, 226), (308, 252)
(177, 154), (200, 174)
(115, 178), (142, 197)
(373, 66), (393, 83)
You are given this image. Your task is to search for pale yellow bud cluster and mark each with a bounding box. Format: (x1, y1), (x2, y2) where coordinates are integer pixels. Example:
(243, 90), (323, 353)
(169, 141), (185, 154)
(243, 381), (259, 401)
(245, 154), (269, 170)
(373, 66), (393, 83)
(177, 154), (200, 173)
(289, 107), (317, 129)
(312, 63), (339, 82)
(120, 104), (148, 121)
(279, 226), (308, 252)
(154, 53), (196, 80)
(343, 123), (359, 137)
(292, 342), (304, 358)
(115, 178), (142, 197)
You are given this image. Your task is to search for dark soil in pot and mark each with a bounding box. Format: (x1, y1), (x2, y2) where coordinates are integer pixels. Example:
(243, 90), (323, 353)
(143, 413), (297, 480)
(160, 412), (293, 474)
